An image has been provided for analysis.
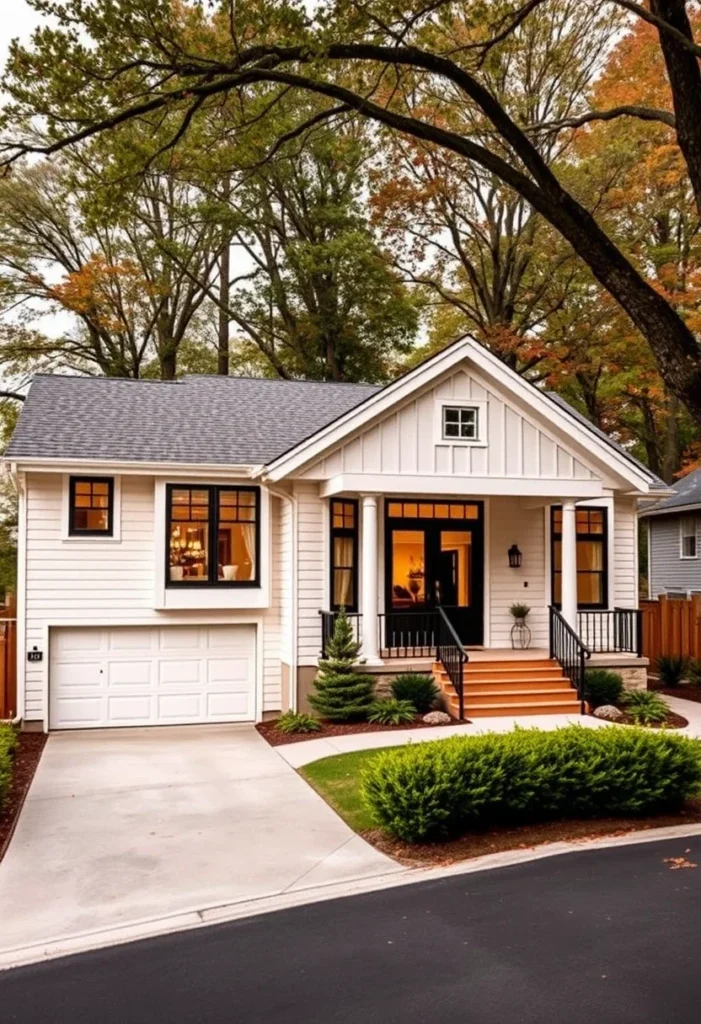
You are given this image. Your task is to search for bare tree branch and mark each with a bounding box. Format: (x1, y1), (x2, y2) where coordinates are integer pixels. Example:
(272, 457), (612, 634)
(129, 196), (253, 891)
(530, 104), (676, 133)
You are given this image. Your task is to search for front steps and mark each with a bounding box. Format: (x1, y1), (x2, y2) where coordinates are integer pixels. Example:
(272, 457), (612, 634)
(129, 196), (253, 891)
(433, 658), (584, 719)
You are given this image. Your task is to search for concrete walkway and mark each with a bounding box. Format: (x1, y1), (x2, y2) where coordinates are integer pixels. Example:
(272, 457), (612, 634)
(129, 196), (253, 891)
(0, 725), (401, 960)
(277, 694), (701, 769)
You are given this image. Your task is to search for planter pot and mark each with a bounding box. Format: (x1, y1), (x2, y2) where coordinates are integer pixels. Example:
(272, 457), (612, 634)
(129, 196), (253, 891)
(222, 564), (237, 581)
(510, 619), (532, 650)
(170, 565), (184, 581)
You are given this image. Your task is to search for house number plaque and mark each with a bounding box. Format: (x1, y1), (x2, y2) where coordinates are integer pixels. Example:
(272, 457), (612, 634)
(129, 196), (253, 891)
(27, 648), (43, 663)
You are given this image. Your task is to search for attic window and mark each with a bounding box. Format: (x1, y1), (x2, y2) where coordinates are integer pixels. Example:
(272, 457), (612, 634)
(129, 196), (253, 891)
(443, 405), (479, 440)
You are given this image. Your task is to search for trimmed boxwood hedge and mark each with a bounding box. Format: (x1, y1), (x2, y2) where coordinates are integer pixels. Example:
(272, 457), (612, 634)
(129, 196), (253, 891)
(361, 726), (701, 843)
(0, 722), (18, 812)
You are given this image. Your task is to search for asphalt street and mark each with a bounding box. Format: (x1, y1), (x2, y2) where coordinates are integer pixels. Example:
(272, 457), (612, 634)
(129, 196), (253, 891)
(2, 835), (701, 1023)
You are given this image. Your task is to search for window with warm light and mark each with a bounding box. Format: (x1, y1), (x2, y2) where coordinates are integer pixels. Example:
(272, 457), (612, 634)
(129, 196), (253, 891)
(551, 506), (607, 609)
(69, 477), (114, 536)
(330, 499), (358, 610)
(167, 485), (259, 586)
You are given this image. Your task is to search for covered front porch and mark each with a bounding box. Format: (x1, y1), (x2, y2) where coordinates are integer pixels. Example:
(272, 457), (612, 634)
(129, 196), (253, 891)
(318, 491), (645, 719)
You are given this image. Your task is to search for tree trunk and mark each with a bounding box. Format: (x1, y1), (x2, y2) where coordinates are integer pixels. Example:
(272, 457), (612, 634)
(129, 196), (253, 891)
(218, 240), (230, 376)
(662, 392), (681, 483)
(160, 348), (177, 380)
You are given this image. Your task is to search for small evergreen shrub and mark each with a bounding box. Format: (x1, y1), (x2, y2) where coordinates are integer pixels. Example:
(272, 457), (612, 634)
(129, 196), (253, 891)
(657, 655), (688, 689)
(361, 726), (701, 843)
(367, 699), (417, 725)
(309, 610), (375, 721)
(0, 723), (18, 812)
(621, 689), (670, 726)
(509, 603), (531, 620)
(275, 711), (321, 734)
(584, 669), (624, 709)
(685, 659), (701, 687)
(390, 673), (439, 713)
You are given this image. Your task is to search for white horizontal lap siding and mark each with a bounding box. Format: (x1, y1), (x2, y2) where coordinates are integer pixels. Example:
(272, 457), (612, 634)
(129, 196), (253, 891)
(489, 498), (548, 649)
(23, 473), (283, 723)
(299, 367), (599, 484)
(279, 498), (293, 664)
(613, 498), (638, 607)
(295, 482), (325, 667)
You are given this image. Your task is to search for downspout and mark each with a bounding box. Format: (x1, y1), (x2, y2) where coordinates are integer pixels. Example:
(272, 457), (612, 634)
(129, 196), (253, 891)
(265, 483), (299, 712)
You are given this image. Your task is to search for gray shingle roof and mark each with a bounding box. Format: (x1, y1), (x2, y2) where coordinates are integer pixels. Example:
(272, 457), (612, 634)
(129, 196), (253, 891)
(639, 468), (701, 517)
(5, 375), (381, 466)
(545, 391), (667, 489)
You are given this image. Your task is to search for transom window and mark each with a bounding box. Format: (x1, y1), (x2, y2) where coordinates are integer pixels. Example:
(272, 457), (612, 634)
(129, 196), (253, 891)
(387, 501), (480, 520)
(443, 406), (478, 440)
(551, 506), (608, 609)
(69, 477), (113, 536)
(680, 517), (698, 559)
(330, 499), (358, 611)
(167, 485), (259, 586)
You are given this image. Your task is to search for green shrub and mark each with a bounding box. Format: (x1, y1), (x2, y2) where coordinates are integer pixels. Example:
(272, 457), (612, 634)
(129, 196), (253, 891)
(621, 689), (670, 725)
(390, 673), (439, 713)
(657, 655), (688, 688)
(0, 723), (18, 812)
(367, 699), (417, 725)
(584, 669), (624, 709)
(275, 711), (321, 734)
(309, 610), (375, 721)
(686, 659), (701, 687)
(509, 603), (531, 620)
(360, 726), (701, 843)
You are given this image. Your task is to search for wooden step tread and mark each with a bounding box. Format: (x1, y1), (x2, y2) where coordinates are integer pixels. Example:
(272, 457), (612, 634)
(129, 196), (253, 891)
(463, 700), (582, 712)
(462, 688), (577, 699)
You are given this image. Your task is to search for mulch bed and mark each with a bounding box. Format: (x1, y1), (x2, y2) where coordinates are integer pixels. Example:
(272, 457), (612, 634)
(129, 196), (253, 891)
(0, 731), (47, 863)
(257, 715), (466, 747)
(362, 797), (701, 867)
(588, 710), (689, 729)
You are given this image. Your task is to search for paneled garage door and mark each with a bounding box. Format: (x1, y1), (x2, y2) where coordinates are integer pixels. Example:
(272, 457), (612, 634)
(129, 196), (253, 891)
(49, 625), (256, 729)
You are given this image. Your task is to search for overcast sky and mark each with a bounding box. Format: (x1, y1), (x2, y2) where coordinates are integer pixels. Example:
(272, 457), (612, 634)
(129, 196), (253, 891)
(1, 0), (41, 73)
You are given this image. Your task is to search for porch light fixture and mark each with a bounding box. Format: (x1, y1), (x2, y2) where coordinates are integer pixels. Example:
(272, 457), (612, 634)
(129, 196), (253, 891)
(508, 544), (522, 568)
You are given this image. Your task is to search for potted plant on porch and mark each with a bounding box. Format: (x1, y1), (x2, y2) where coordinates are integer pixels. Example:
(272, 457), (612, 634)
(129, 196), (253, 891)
(509, 603), (532, 650)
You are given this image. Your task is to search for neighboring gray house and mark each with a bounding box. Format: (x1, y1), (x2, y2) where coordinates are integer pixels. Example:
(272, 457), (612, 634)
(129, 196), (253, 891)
(640, 469), (701, 598)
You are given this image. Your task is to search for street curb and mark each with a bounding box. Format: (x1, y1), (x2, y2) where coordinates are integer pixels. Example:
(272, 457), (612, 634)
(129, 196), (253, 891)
(2, 821), (701, 971)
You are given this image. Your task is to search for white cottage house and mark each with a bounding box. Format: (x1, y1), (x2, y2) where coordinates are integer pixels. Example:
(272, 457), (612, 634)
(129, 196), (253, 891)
(3, 338), (665, 731)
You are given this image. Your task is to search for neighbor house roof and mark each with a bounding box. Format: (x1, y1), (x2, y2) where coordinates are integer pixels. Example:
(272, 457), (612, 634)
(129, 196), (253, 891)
(638, 467), (701, 517)
(4, 375), (381, 466)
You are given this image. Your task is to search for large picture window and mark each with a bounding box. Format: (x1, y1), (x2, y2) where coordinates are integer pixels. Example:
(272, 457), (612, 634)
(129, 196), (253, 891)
(69, 477), (114, 536)
(167, 485), (259, 587)
(551, 506), (608, 609)
(330, 499), (358, 611)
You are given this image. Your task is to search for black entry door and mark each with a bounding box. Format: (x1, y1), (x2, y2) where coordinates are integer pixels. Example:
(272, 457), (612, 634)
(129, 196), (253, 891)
(384, 501), (484, 648)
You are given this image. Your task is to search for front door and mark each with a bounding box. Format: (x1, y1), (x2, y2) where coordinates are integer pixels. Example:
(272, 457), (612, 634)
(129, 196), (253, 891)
(384, 500), (484, 647)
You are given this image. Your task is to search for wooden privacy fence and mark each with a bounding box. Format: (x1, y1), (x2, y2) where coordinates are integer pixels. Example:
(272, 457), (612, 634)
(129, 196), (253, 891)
(640, 595), (701, 668)
(0, 594), (17, 720)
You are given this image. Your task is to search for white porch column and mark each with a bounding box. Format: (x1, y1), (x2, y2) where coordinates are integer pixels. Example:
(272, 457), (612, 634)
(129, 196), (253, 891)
(560, 499), (578, 631)
(360, 494), (382, 665)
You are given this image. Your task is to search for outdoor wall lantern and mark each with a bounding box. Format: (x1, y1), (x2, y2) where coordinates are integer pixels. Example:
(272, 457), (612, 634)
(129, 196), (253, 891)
(508, 544), (522, 568)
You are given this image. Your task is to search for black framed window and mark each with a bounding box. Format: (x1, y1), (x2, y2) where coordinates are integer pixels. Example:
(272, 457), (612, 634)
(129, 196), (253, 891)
(442, 406), (479, 440)
(167, 485), (259, 587)
(330, 499), (358, 611)
(69, 477), (114, 536)
(551, 506), (608, 609)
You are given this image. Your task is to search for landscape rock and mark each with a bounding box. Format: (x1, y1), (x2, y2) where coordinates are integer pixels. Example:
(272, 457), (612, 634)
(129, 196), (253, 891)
(422, 710), (452, 725)
(593, 705), (624, 722)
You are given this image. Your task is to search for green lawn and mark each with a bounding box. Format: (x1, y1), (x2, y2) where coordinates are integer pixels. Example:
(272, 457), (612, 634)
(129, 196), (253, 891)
(300, 748), (390, 832)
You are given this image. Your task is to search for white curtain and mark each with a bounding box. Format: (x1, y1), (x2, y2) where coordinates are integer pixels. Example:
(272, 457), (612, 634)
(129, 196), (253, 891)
(334, 537), (354, 607)
(240, 523), (256, 579)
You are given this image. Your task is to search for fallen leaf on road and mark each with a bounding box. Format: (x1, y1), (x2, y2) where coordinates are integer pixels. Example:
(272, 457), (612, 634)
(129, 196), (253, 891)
(663, 857), (698, 870)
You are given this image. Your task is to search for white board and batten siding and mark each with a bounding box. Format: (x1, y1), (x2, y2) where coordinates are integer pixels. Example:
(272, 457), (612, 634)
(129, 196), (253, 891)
(22, 473), (283, 726)
(300, 368), (603, 485)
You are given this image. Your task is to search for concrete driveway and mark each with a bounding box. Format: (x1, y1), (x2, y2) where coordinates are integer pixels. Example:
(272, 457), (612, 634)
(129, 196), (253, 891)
(0, 726), (400, 957)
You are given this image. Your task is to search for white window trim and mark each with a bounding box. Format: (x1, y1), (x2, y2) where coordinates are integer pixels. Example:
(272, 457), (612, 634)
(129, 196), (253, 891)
(434, 398), (488, 448)
(679, 516), (698, 560)
(60, 474), (122, 542)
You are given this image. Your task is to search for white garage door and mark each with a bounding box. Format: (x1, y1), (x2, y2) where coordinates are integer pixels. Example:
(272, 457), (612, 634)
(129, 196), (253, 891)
(50, 625), (256, 729)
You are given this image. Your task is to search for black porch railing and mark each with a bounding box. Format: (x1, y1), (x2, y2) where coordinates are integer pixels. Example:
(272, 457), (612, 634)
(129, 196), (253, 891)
(319, 610), (362, 657)
(436, 606), (467, 720)
(549, 606), (590, 713)
(378, 611), (438, 658)
(577, 609), (643, 656)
